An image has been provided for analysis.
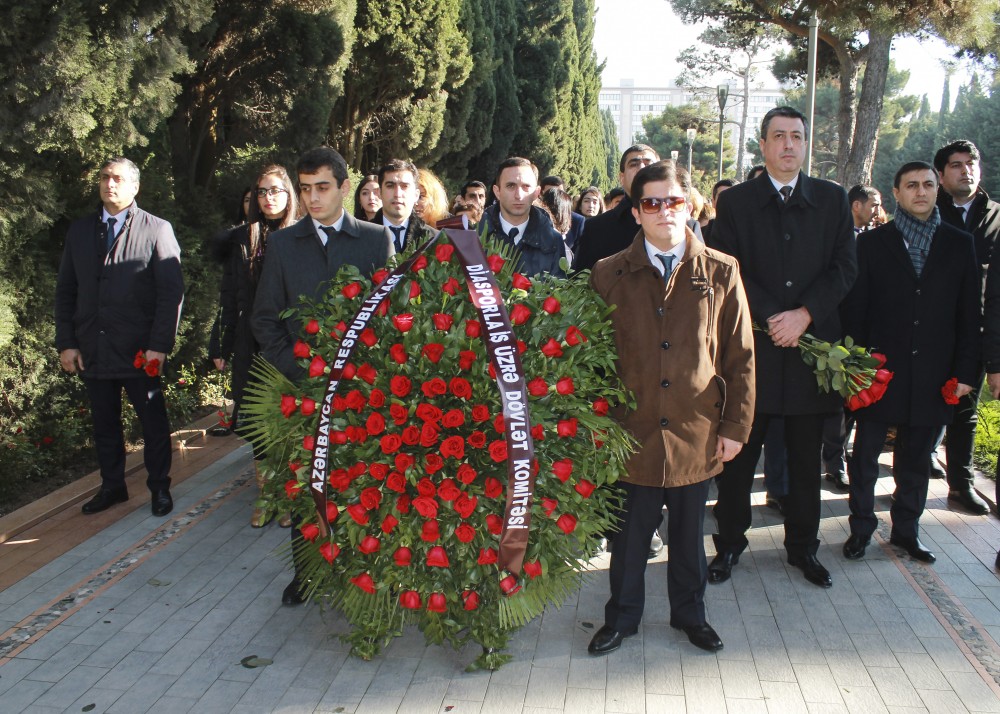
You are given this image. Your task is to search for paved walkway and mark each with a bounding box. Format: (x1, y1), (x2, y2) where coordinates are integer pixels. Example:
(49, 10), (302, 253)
(2, 436), (1000, 713)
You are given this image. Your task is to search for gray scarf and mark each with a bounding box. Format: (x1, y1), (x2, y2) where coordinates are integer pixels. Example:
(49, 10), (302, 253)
(894, 205), (940, 277)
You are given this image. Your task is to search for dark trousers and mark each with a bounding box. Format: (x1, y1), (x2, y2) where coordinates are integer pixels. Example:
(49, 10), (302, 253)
(606, 479), (710, 632)
(713, 412), (825, 558)
(933, 373), (983, 491)
(84, 375), (172, 492)
(763, 419), (788, 498)
(849, 420), (937, 540)
(822, 407), (856, 476)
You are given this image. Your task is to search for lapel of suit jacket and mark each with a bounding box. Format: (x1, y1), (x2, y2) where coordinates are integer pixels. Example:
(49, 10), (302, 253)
(884, 222), (919, 282)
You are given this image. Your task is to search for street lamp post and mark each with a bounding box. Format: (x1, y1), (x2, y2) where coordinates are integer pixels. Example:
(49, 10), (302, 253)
(670, 150), (679, 162)
(686, 125), (697, 179)
(717, 84), (729, 181)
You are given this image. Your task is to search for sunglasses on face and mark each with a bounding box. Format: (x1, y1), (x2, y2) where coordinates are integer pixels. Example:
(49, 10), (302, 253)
(256, 187), (288, 197)
(638, 196), (686, 214)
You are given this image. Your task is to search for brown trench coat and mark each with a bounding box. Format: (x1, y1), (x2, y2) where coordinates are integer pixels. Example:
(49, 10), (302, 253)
(590, 229), (756, 488)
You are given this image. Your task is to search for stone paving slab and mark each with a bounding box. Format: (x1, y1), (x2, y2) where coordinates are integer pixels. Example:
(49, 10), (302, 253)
(2, 444), (1000, 712)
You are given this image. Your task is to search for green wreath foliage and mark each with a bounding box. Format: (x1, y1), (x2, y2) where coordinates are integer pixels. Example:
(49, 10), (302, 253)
(241, 233), (636, 669)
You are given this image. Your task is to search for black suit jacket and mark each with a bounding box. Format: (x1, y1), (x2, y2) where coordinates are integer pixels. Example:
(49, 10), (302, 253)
(841, 221), (980, 426)
(712, 171), (857, 415)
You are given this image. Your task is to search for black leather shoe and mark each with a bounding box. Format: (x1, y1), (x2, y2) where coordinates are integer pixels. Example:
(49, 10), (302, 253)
(995, 549), (1000, 570)
(765, 494), (784, 515)
(672, 622), (723, 652)
(842, 534), (869, 560)
(947, 488), (990, 516)
(787, 554), (833, 588)
(282, 578), (305, 606)
(81, 488), (128, 514)
(825, 472), (849, 491)
(707, 552), (739, 583)
(930, 457), (946, 479)
(648, 531), (664, 560)
(889, 533), (936, 563)
(151, 489), (173, 517)
(587, 624), (637, 655)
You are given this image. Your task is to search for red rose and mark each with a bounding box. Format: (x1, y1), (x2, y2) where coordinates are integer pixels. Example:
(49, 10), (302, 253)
(427, 546), (450, 567)
(455, 523), (477, 543)
(470, 404), (489, 422)
(487, 254), (505, 272)
(541, 338), (564, 358)
(454, 492), (478, 518)
(416, 344), (442, 365)
(517, 340), (527, 354)
(358, 535), (380, 554)
(523, 560), (543, 579)
(499, 575), (522, 596)
(872, 352), (887, 368)
(437, 478), (461, 501)
(511, 272), (532, 290)
(421, 519), (440, 542)
(427, 593), (447, 613)
(386, 471), (406, 492)
(309, 355), (327, 378)
(389, 343), (408, 364)
(409, 281), (421, 300)
(869, 379), (889, 400)
(379, 433), (402, 454)
(401, 425), (420, 444)
(542, 296), (561, 314)
(942, 377), (960, 405)
(416, 477), (437, 497)
(462, 590), (480, 610)
(459, 350), (477, 371)
(874, 368), (893, 384)
(552, 459), (573, 482)
(369, 389), (386, 407)
(575, 479), (596, 498)
(493, 414), (505, 432)
(356, 363), (377, 384)
(372, 268), (389, 285)
(331, 320), (347, 336)
(464, 320), (482, 338)
(320, 542), (340, 563)
(326, 502), (339, 522)
(413, 496), (439, 518)
(348, 462), (367, 479)
(366, 412), (386, 436)
(302, 435), (315, 451)
(478, 547), (498, 565)
(347, 503), (370, 525)
(293, 340), (311, 358)
(440, 435), (466, 460)
(442, 277), (461, 295)
(510, 304), (532, 325)
(400, 590), (421, 609)
(449, 377), (473, 399)
(421, 378), (448, 398)
(486, 514), (503, 534)
(342, 363), (357, 380)
(390, 403), (409, 425)
(456, 463), (477, 484)
(396, 494), (411, 513)
(556, 513), (577, 534)
(368, 463), (389, 481)
(341, 282), (361, 298)
(344, 427), (364, 443)
(350, 573), (376, 594)
(555, 377), (574, 395)
(593, 398), (610, 416)
(345, 389), (366, 411)
(300, 523), (320, 542)
(359, 328), (378, 347)
(305, 319), (320, 334)
(484, 477), (503, 499)
(394, 547), (412, 566)
(133, 350), (145, 369)
(557, 418), (578, 438)
(440, 409), (463, 428)
(392, 313), (414, 332)
(280, 395), (298, 418)
(565, 326), (587, 345)
(412, 255), (428, 272)
(432, 313), (454, 331)
(396, 453), (417, 473)
(330, 470), (350, 491)
(488, 440), (508, 462)
(381, 514), (399, 534)
(390, 375), (412, 397)
(468, 430), (487, 449)
(531, 423), (545, 441)
(527, 378), (548, 397)
(541, 497), (558, 516)
(360, 487), (382, 510)
(300, 397), (316, 416)
(435, 243), (455, 262)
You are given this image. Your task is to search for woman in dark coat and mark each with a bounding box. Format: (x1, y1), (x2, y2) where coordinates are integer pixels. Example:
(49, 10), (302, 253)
(209, 165), (298, 527)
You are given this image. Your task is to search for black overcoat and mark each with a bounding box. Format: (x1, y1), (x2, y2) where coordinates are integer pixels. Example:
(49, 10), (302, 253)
(841, 221), (980, 426)
(712, 171), (857, 415)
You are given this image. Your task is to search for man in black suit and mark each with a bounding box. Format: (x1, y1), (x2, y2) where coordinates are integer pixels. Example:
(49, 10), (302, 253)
(252, 146), (394, 604)
(371, 159), (435, 254)
(931, 140), (999, 515)
(56, 158), (184, 519)
(841, 161), (980, 563)
(708, 107), (857, 589)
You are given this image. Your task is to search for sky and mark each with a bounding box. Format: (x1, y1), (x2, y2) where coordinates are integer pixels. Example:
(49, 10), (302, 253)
(592, 0), (978, 111)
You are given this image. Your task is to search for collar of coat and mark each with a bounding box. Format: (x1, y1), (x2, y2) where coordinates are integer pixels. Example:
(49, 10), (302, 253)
(289, 211), (371, 241)
(751, 170), (818, 208)
(483, 203), (559, 251)
(621, 225), (704, 273)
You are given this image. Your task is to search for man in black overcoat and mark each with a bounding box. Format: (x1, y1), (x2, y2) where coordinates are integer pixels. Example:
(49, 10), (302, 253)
(708, 107), (857, 589)
(841, 162), (980, 563)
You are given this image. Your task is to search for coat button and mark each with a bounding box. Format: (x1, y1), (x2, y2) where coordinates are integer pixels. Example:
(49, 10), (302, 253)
(661, 379), (670, 388)
(913, 320), (919, 326)
(657, 307), (664, 316)
(912, 349), (919, 356)
(660, 418), (669, 427)
(785, 280), (793, 287)
(915, 289), (921, 295)
(616, 269), (623, 275)
(661, 341), (670, 349)
(714, 401), (722, 408)
(784, 233), (791, 241)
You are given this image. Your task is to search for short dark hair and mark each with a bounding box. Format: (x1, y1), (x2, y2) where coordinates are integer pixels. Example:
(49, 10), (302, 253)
(629, 160), (691, 205)
(540, 175), (565, 190)
(618, 144), (659, 172)
(377, 158), (419, 187)
(712, 179), (737, 200)
(296, 147), (349, 184)
(847, 184), (880, 205)
(893, 161), (937, 189)
(461, 180), (486, 197)
(933, 140), (981, 173)
(761, 106), (809, 142)
(747, 165), (766, 180)
(493, 157), (538, 188)
(604, 186), (626, 204)
(101, 157), (140, 184)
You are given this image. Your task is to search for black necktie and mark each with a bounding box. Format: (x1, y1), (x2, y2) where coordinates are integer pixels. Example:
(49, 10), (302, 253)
(320, 226), (338, 249)
(508, 227), (519, 244)
(779, 185), (793, 203)
(105, 217), (117, 253)
(656, 253), (675, 282)
(389, 225), (405, 251)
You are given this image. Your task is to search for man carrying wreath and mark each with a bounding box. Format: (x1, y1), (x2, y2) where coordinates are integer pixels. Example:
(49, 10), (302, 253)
(588, 161), (755, 655)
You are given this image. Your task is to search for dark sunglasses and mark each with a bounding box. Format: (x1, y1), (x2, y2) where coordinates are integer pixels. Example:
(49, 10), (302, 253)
(639, 196), (686, 214)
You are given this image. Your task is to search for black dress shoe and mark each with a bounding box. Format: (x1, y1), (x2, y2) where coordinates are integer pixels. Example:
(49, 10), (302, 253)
(888, 533), (936, 563)
(930, 457), (946, 479)
(81, 488), (128, 514)
(587, 623), (637, 656)
(648, 531), (664, 560)
(825, 472), (849, 491)
(151, 489), (173, 517)
(995, 550), (1000, 570)
(842, 534), (869, 560)
(947, 488), (990, 516)
(787, 554), (833, 588)
(765, 493), (784, 514)
(672, 622), (723, 652)
(707, 552), (739, 583)
(282, 578), (306, 606)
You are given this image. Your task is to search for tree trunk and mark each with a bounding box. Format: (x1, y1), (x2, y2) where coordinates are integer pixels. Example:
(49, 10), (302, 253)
(832, 42), (860, 185)
(738, 68), (750, 179)
(843, 29), (893, 187)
